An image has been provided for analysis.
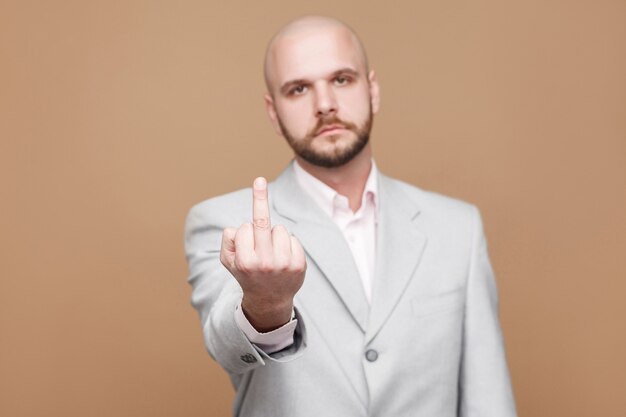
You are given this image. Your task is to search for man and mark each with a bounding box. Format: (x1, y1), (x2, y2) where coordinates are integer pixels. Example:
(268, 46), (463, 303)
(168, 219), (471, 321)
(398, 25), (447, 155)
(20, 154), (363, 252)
(185, 16), (516, 417)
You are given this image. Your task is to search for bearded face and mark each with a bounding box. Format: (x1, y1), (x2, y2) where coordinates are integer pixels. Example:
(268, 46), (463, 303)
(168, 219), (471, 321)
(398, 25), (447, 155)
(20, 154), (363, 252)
(276, 105), (373, 168)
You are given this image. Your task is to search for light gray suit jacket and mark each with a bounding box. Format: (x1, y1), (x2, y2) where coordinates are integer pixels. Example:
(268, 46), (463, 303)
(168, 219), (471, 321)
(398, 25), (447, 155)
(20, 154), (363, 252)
(184, 163), (517, 417)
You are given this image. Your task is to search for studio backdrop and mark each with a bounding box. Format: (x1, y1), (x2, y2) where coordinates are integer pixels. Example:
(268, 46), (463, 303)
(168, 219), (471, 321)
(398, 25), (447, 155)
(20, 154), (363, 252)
(2, 1), (625, 416)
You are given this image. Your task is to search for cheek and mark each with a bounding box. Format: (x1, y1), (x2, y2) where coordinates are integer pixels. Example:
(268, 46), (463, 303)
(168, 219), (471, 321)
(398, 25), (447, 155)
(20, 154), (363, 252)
(277, 101), (314, 134)
(338, 88), (371, 120)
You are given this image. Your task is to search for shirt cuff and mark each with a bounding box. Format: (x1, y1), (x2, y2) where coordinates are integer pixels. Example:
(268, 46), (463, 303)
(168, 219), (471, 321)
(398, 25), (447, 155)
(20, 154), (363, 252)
(234, 302), (297, 354)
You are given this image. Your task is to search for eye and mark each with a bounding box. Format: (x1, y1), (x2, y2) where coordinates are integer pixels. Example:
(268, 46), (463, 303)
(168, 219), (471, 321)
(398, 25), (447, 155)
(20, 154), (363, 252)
(290, 85), (308, 95)
(334, 75), (351, 85)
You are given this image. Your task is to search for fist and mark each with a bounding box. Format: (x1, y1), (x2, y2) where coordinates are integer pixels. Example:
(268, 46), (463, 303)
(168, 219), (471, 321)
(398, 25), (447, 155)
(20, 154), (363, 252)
(220, 177), (306, 331)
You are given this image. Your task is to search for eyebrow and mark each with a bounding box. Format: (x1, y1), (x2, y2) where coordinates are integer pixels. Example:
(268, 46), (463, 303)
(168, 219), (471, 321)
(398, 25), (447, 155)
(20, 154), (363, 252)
(279, 68), (360, 95)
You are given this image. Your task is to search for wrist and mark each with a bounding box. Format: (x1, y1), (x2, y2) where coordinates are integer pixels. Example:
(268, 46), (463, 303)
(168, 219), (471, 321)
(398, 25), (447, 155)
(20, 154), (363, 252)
(241, 297), (294, 333)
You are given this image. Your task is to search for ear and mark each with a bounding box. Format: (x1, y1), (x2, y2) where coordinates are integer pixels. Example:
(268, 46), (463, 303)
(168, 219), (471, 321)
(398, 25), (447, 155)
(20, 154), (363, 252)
(264, 93), (284, 136)
(368, 70), (380, 114)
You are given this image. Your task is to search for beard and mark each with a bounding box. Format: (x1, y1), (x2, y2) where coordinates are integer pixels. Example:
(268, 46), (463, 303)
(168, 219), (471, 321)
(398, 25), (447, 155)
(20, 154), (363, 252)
(277, 108), (373, 168)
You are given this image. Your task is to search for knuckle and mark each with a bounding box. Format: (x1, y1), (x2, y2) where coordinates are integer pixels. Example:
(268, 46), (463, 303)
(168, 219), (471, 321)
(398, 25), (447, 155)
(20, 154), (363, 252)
(274, 259), (290, 272)
(291, 260), (307, 274)
(235, 257), (254, 275)
(272, 224), (287, 233)
(258, 260), (274, 273)
(234, 260), (247, 274)
(253, 217), (270, 230)
(238, 223), (253, 234)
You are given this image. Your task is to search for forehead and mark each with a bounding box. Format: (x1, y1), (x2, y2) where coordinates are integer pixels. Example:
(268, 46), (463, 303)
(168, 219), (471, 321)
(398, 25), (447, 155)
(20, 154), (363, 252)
(269, 28), (365, 86)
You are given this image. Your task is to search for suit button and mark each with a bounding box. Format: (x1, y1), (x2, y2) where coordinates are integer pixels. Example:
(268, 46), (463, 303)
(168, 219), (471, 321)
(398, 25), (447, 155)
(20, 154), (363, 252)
(365, 349), (378, 362)
(240, 353), (257, 364)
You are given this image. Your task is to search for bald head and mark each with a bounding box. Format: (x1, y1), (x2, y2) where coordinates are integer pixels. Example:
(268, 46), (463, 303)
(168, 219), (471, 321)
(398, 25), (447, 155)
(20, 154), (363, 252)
(263, 16), (369, 93)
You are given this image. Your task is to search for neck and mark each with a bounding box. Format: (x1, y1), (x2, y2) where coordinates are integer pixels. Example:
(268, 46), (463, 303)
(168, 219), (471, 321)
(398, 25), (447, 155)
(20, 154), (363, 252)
(295, 143), (373, 212)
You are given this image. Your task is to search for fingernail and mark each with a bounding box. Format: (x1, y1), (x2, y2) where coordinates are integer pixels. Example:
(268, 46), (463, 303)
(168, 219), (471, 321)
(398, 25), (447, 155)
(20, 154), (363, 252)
(254, 177), (267, 189)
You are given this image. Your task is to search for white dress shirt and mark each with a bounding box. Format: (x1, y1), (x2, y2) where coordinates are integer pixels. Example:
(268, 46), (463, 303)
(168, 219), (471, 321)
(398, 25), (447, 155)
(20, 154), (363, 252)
(234, 160), (379, 353)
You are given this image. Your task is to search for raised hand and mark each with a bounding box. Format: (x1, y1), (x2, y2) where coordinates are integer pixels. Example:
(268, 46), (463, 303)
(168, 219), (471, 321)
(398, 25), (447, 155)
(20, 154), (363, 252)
(220, 177), (306, 332)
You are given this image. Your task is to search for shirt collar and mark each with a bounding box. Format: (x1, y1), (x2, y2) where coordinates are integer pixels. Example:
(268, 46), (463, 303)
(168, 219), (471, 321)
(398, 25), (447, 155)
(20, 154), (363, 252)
(292, 159), (379, 219)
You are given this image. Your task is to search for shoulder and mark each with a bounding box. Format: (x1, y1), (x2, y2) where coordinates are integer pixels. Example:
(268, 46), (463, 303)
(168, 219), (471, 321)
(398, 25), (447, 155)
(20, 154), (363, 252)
(381, 174), (478, 216)
(186, 187), (252, 229)
(184, 168), (290, 230)
(379, 174), (482, 238)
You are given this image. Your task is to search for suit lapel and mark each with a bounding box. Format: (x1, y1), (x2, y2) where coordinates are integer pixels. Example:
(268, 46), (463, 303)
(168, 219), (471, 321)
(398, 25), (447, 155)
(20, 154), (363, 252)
(271, 164), (369, 332)
(366, 174), (428, 344)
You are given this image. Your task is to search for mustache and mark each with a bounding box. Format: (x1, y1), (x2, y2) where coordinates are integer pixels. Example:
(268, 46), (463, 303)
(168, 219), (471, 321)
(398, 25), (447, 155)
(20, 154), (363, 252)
(309, 116), (358, 137)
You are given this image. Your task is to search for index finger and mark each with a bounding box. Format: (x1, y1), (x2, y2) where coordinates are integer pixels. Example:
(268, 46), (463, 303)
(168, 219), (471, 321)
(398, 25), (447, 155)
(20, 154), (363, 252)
(252, 177), (272, 253)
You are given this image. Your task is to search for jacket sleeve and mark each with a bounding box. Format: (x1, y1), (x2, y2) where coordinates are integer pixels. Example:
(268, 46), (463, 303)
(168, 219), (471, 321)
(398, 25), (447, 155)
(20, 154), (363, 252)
(184, 201), (307, 376)
(459, 206), (517, 417)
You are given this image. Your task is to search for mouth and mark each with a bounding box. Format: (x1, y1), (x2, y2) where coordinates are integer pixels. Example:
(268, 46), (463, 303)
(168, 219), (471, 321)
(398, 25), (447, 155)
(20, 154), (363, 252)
(317, 124), (346, 136)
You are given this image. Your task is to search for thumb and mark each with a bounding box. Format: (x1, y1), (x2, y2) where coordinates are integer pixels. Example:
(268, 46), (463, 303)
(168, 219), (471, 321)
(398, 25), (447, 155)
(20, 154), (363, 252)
(220, 227), (237, 269)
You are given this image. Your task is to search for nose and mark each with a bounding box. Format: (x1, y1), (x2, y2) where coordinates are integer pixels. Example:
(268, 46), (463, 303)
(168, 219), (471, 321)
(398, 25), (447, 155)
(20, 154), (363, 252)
(314, 83), (338, 117)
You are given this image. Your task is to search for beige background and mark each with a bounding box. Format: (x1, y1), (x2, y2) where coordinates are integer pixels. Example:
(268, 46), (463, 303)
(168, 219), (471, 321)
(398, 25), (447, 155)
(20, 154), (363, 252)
(2, 1), (625, 416)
